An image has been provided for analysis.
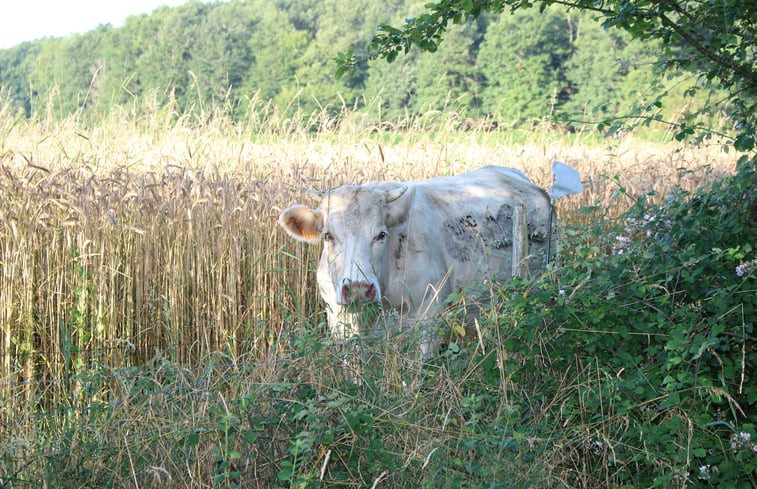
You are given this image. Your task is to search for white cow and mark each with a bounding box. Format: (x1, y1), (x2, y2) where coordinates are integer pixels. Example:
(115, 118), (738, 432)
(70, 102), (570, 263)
(278, 166), (551, 355)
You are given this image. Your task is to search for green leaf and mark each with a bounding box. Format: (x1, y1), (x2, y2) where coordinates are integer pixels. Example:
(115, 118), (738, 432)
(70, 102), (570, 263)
(243, 431), (259, 444)
(184, 432), (200, 447)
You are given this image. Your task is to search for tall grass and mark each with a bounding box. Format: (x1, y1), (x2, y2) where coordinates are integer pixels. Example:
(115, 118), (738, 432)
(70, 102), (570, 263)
(0, 92), (742, 487)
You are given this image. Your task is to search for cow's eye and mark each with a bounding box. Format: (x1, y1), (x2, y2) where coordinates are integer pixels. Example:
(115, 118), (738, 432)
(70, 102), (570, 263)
(375, 230), (388, 242)
(323, 231), (334, 242)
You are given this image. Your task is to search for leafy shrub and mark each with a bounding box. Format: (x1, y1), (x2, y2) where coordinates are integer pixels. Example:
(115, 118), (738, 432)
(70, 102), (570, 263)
(489, 158), (756, 487)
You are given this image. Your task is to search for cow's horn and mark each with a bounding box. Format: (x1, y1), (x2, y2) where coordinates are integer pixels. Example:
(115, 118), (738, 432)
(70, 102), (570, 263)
(299, 186), (325, 200)
(386, 185), (407, 203)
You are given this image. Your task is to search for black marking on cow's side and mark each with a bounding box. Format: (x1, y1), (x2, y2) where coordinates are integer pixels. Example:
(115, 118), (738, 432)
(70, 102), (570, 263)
(444, 203), (518, 262)
(479, 204), (514, 250)
(445, 215), (477, 262)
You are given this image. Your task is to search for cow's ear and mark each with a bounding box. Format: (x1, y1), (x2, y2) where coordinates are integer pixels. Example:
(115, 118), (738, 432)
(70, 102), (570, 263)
(385, 185), (414, 227)
(278, 205), (323, 244)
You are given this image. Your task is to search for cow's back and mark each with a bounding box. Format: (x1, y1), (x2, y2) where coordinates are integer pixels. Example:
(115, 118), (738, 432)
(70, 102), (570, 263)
(382, 166), (550, 314)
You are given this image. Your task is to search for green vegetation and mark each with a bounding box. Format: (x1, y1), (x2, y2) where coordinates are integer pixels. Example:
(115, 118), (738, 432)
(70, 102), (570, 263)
(0, 93), (747, 487)
(0, 0), (733, 135)
(338, 0), (755, 150)
(0, 0), (754, 487)
(0, 106), (751, 485)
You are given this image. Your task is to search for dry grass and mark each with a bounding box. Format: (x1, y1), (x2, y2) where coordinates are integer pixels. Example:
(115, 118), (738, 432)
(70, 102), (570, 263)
(0, 97), (737, 375)
(0, 95), (740, 486)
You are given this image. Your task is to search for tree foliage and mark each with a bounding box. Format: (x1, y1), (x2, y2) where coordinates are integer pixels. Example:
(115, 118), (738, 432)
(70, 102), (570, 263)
(0, 0), (750, 141)
(478, 5), (571, 122)
(561, 13), (642, 119)
(0, 41), (42, 116)
(338, 0), (755, 149)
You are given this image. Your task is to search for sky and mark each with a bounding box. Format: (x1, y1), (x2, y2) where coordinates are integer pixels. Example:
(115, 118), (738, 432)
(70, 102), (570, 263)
(0, 0), (193, 49)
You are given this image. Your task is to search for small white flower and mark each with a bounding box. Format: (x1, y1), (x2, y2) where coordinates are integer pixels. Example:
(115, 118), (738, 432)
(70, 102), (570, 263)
(674, 471), (690, 483)
(697, 464), (718, 480)
(588, 440), (604, 455)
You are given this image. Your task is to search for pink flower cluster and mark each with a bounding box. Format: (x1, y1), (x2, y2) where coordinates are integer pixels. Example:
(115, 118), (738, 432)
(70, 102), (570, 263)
(730, 431), (757, 453)
(612, 214), (669, 255)
(736, 259), (755, 277)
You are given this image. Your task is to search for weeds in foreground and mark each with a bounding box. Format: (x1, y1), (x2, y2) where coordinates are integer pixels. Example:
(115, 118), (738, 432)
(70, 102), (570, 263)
(2, 156), (753, 488)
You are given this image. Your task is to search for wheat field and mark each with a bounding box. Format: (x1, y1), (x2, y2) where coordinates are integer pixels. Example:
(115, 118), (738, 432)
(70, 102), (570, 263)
(0, 96), (738, 449)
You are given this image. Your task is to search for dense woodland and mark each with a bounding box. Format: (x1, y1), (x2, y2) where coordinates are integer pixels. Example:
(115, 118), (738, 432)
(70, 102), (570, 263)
(0, 0), (727, 130)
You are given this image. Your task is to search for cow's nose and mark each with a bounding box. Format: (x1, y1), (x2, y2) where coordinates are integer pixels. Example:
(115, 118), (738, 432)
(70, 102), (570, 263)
(340, 280), (378, 304)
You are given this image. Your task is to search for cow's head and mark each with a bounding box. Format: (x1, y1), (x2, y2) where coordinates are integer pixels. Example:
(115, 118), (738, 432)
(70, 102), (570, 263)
(278, 184), (409, 305)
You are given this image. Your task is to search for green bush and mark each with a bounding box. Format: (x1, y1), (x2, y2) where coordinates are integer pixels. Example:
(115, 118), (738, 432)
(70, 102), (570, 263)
(487, 158), (756, 487)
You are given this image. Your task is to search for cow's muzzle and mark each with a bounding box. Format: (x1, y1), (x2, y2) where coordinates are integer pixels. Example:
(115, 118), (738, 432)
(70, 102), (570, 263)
(338, 279), (379, 304)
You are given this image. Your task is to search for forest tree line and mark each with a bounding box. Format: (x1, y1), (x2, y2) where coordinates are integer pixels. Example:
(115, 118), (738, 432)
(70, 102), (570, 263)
(0, 0), (726, 130)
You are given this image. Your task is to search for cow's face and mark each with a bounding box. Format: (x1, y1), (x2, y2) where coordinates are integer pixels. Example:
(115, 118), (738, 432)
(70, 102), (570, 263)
(279, 185), (407, 305)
